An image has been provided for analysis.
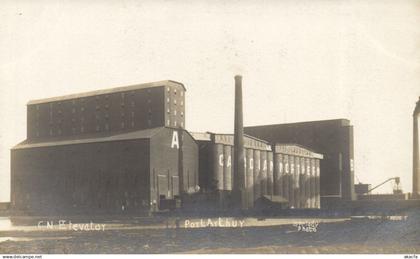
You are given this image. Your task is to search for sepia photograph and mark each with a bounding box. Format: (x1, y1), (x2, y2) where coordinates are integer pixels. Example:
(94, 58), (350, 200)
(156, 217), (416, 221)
(0, 0), (419, 257)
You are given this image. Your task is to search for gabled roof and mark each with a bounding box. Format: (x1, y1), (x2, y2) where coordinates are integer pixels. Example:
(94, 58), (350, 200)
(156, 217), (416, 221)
(189, 131), (271, 151)
(27, 80), (185, 105)
(12, 127), (165, 150)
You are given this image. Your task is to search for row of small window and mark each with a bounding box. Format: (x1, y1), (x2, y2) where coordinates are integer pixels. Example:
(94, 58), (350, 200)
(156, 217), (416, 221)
(35, 121), (141, 137)
(166, 98), (183, 106)
(166, 109), (184, 116)
(34, 89), (154, 111)
(36, 110), (140, 124)
(167, 86), (184, 97)
(166, 120), (184, 128)
(37, 102), (137, 116)
(35, 93), (137, 108)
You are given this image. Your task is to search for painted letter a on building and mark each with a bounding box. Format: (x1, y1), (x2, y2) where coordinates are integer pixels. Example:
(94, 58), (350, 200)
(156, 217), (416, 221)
(171, 130), (179, 149)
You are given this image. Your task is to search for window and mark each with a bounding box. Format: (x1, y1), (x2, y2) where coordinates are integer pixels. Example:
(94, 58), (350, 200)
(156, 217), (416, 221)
(96, 125), (100, 131)
(174, 121), (177, 127)
(174, 89), (177, 95)
(167, 108), (170, 114)
(174, 110), (177, 116)
(181, 122), (184, 127)
(181, 91), (183, 97)
(167, 119), (170, 126)
(121, 122), (125, 129)
(181, 111), (184, 117)
(167, 86), (170, 92)
(167, 98), (170, 103)
(105, 124), (109, 131)
(181, 101), (183, 106)
(148, 119), (152, 126)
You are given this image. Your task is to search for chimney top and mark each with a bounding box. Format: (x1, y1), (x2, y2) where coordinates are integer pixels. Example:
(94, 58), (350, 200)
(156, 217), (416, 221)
(235, 75), (242, 80)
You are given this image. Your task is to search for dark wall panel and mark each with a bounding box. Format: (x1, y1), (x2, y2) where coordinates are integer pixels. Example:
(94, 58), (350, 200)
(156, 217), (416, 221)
(11, 139), (150, 215)
(245, 119), (355, 201)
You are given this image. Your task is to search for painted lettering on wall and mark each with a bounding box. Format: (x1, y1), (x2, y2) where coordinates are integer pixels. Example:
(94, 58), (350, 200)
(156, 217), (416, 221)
(219, 154), (224, 167)
(262, 160), (267, 171)
(219, 155), (266, 171)
(171, 131), (179, 149)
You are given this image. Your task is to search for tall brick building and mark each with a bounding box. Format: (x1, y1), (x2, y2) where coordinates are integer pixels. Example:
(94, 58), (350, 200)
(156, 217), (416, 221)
(11, 80), (197, 215)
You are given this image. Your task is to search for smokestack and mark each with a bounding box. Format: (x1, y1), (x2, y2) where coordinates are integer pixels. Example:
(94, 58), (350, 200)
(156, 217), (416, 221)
(233, 75), (246, 209)
(413, 97), (420, 198)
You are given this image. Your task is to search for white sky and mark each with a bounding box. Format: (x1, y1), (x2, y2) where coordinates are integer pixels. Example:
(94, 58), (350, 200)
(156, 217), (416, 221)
(0, 0), (419, 202)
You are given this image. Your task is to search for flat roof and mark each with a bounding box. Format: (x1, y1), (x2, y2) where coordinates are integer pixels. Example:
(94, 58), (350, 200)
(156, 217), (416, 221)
(27, 80), (185, 105)
(273, 143), (323, 159)
(245, 118), (351, 128)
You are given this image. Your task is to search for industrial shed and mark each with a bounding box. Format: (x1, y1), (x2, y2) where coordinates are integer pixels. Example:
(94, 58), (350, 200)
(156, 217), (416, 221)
(11, 127), (198, 215)
(192, 132), (322, 210)
(245, 119), (355, 206)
